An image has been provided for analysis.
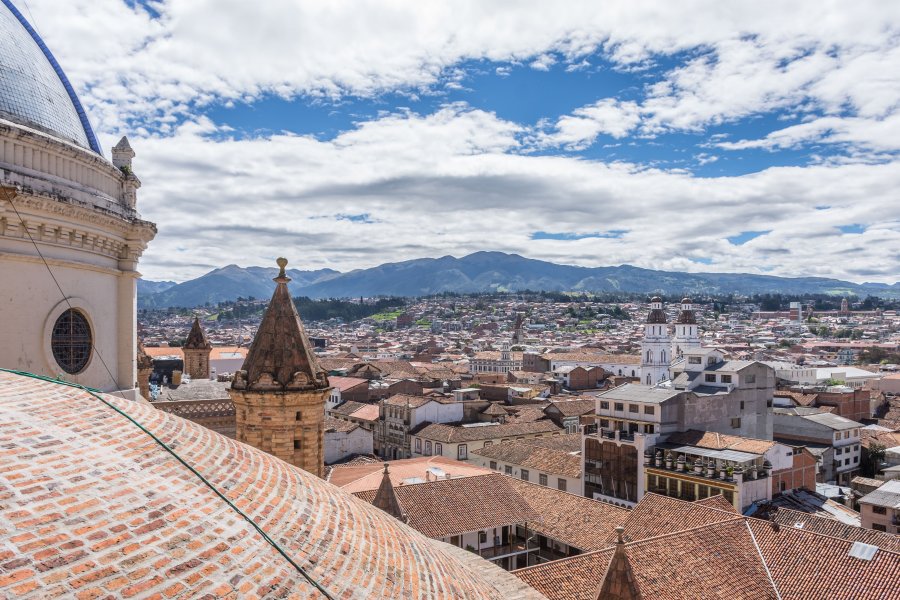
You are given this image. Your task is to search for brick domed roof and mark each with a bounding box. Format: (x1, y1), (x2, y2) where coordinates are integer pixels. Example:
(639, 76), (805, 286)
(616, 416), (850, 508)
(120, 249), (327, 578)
(0, 371), (542, 599)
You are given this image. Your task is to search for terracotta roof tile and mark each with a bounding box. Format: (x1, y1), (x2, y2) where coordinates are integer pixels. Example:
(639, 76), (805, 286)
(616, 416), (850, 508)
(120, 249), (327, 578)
(354, 472), (541, 538)
(472, 438), (582, 479)
(414, 420), (563, 443)
(506, 478), (628, 552)
(0, 371), (543, 599)
(766, 508), (900, 552)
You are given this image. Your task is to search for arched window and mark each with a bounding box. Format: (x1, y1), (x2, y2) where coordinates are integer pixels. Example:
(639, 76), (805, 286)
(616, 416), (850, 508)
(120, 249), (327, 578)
(661, 350), (667, 364)
(646, 350), (653, 362)
(51, 309), (92, 374)
(646, 374), (651, 385)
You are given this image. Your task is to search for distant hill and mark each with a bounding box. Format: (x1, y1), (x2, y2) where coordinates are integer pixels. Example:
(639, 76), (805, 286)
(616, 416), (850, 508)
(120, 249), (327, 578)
(138, 252), (899, 307)
(138, 265), (340, 308)
(136, 279), (176, 296)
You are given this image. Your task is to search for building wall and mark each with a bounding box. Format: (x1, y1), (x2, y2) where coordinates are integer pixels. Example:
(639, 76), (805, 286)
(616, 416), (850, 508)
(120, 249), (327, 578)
(230, 388), (329, 477)
(183, 348), (210, 380)
(859, 502), (900, 534)
(771, 449), (817, 494)
(324, 427), (373, 464)
(474, 456), (580, 494)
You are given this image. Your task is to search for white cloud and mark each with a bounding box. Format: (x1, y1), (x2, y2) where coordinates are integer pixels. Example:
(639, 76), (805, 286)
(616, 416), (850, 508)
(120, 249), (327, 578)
(540, 99), (641, 149)
(123, 105), (900, 283)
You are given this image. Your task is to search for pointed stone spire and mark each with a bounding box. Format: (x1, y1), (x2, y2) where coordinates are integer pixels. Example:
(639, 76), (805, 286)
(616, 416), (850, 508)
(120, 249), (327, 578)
(597, 526), (641, 600)
(184, 317), (212, 350)
(372, 463), (407, 523)
(232, 257), (329, 392)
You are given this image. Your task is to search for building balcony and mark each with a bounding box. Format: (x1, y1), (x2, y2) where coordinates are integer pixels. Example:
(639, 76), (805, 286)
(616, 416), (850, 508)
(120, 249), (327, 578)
(478, 537), (537, 561)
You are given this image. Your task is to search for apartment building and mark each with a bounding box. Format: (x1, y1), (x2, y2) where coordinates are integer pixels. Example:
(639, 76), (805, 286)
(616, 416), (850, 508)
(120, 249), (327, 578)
(773, 408), (863, 485)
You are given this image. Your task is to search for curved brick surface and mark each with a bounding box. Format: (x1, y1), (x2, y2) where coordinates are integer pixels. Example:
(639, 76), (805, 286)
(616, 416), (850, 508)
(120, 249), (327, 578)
(0, 372), (544, 599)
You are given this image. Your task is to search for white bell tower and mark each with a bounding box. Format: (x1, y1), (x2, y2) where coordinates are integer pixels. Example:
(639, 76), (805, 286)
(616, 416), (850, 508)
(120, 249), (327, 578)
(641, 297), (671, 385)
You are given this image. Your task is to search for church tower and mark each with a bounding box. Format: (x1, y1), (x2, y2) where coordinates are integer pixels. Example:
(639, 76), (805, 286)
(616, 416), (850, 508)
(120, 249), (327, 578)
(229, 258), (331, 477)
(641, 297), (671, 386)
(511, 312), (525, 346)
(183, 317), (212, 379)
(671, 297), (701, 360)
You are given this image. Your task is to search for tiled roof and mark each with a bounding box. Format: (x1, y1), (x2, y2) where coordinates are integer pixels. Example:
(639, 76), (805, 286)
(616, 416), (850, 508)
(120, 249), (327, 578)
(515, 520), (777, 600)
(0, 371), (543, 599)
(545, 398), (595, 418)
(514, 491), (900, 599)
(348, 403), (380, 422)
(506, 479), (628, 552)
(324, 415), (359, 433)
(472, 438), (582, 479)
(384, 393), (435, 408)
(774, 390), (819, 407)
(614, 493), (740, 543)
(413, 420), (563, 443)
(329, 400), (369, 415)
(543, 352), (641, 365)
(327, 375), (369, 391)
(767, 508), (900, 552)
(747, 518), (900, 599)
(354, 473), (542, 538)
(693, 494), (738, 513)
(664, 430), (776, 455)
(328, 456), (492, 493)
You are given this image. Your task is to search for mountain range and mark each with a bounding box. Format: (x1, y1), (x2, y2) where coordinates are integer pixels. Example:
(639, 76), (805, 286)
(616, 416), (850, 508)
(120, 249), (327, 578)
(137, 251), (900, 308)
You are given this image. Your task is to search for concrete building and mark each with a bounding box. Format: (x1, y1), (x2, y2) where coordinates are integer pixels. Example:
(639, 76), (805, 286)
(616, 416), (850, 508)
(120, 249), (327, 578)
(378, 393), (464, 459)
(324, 416), (374, 464)
(858, 479), (900, 534)
(230, 258), (332, 477)
(0, 3), (155, 396)
(773, 408), (862, 485)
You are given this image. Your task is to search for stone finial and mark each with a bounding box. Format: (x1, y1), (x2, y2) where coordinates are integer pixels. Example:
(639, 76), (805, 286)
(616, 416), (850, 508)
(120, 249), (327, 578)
(597, 526), (641, 599)
(275, 257), (289, 281)
(615, 526), (625, 544)
(112, 136), (135, 169)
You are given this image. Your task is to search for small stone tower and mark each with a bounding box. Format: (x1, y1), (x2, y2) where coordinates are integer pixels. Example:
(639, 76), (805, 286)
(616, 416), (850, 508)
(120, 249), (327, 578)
(640, 297), (671, 386)
(183, 317), (212, 380)
(229, 258), (331, 477)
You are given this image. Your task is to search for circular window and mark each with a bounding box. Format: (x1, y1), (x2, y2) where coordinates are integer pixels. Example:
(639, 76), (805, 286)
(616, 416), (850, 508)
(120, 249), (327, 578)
(51, 309), (92, 374)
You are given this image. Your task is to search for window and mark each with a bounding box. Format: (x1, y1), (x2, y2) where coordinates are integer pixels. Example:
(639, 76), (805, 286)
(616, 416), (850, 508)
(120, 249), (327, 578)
(483, 441), (493, 447)
(853, 429), (859, 437)
(436, 443), (442, 455)
(844, 458), (850, 466)
(539, 474), (548, 486)
(730, 418), (741, 429)
(739, 401), (744, 410)
(600, 401), (609, 410)
(629, 404), (639, 413)
(854, 444), (860, 451)
(844, 431), (850, 439)
(490, 461), (497, 470)
(689, 356), (702, 364)
(600, 419), (609, 428)
(705, 374), (716, 383)
(853, 456), (858, 464)
(51, 309), (92, 374)
(780, 481), (786, 492)
(457, 444), (468, 460)
(834, 433), (841, 441)
(644, 406), (655, 415)
(521, 469), (529, 481)
(872, 524), (887, 532)
(721, 375), (732, 384)
(614, 403), (624, 411)
(557, 479), (567, 492)
(745, 374), (755, 384)
(415, 439), (422, 452)
(479, 531), (487, 544)
(835, 448), (842, 455)
(293, 439), (301, 450)
(424, 441), (432, 456)
(505, 465), (513, 475)
(295, 411), (302, 421)
(643, 424), (654, 434)
(873, 506), (887, 515)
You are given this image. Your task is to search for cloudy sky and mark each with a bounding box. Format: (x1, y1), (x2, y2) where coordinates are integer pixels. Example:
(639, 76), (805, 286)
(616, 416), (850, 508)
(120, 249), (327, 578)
(21, 0), (900, 283)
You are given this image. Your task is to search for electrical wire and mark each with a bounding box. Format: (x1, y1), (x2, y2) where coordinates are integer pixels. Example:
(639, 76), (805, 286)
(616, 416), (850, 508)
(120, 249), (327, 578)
(0, 184), (336, 598)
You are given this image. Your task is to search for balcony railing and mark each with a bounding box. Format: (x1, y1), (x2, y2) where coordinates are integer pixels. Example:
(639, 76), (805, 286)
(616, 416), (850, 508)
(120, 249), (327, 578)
(478, 538), (537, 560)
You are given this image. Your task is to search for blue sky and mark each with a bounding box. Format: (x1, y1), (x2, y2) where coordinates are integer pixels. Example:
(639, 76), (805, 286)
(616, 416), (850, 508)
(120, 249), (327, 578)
(23, 0), (900, 282)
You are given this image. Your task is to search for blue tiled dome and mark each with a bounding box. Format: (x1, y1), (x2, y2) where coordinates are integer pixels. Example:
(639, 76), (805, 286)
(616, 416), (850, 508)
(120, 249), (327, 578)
(0, 0), (101, 153)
